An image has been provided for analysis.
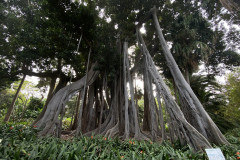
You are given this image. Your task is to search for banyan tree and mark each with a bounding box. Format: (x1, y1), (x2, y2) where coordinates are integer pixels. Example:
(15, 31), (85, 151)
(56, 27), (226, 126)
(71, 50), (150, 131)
(34, 4), (230, 151)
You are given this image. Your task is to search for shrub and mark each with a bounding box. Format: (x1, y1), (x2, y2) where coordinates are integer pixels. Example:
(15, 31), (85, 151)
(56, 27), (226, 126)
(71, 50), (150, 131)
(0, 124), (239, 160)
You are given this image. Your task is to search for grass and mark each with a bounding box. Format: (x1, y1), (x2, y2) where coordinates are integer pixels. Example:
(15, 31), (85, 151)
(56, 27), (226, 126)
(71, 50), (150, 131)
(0, 124), (239, 160)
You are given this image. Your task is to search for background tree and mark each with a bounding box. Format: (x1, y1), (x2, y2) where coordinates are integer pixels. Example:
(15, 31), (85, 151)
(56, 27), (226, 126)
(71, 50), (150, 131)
(224, 67), (240, 127)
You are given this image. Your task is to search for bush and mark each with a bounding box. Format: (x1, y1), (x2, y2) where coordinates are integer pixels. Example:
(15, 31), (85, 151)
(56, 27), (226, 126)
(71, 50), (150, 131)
(27, 97), (44, 111)
(0, 124), (239, 160)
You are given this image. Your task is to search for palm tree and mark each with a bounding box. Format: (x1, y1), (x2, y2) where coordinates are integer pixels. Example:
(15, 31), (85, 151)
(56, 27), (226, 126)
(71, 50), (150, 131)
(190, 74), (234, 133)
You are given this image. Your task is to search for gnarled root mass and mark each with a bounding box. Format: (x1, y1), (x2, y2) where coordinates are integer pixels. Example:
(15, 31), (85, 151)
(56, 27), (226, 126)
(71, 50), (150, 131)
(37, 63), (99, 136)
(34, 7), (228, 152)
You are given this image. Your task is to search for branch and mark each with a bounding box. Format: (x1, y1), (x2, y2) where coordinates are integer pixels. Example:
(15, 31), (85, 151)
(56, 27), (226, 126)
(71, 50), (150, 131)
(136, 6), (157, 28)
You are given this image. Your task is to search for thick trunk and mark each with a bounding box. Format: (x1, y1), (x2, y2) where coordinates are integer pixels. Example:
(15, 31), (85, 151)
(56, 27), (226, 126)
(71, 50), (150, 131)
(156, 92), (166, 142)
(4, 74), (26, 122)
(173, 81), (180, 105)
(123, 41), (130, 139)
(37, 63), (99, 136)
(149, 77), (159, 141)
(151, 7), (228, 145)
(143, 68), (151, 131)
(144, 66), (158, 141)
(118, 78), (125, 136)
(117, 38), (125, 136)
(166, 111), (175, 143)
(76, 49), (92, 136)
(124, 43), (141, 138)
(102, 78), (119, 137)
(137, 28), (212, 151)
(98, 76), (107, 133)
(86, 96), (97, 132)
(81, 87), (89, 133)
(86, 84), (96, 132)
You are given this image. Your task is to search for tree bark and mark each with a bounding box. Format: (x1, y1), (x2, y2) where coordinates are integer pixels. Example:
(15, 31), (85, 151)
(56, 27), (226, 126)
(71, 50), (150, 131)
(149, 76), (159, 141)
(76, 48), (92, 136)
(118, 77), (125, 136)
(156, 91), (166, 142)
(4, 74), (26, 122)
(144, 65), (158, 141)
(37, 63), (99, 136)
(81, 87), (89, 133)
(219, 0), (240, 13)
(98, 76), (107, 133)
(123, 41), (130, 139)
(137, 28), (212, 151)
(151, 7), (229, 145)
(86, 84), (96, 132)
(124, 42), (142, 138)
(143, 67), (151, 131)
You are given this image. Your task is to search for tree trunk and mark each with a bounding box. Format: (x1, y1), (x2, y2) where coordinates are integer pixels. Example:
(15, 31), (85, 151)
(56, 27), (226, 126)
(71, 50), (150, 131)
(118, 77), (125, 136)
(124, 42), (142, 138)
(86, 84), (96, 132)
(166, 111), (175, 143)
(37, 63), (99, 136)
(219, 0), (240, 13)
(149, 77), (159, 141)
(98, 76), (107, 133)
(137, 28), (212, 151)
(156, 91), (166, 142)
(144, 66), (158, 141)
(81, 87), (89, 133)
(76, 48), (92, 136)
(151, 7), (229, 145)
(4, 74), (26, 122)
(143, 66), (151, 131)
(123, 41), (130, 139)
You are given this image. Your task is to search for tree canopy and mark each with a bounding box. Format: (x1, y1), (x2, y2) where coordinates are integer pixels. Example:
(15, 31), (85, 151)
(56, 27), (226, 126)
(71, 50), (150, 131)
(1, 0), (240, 152)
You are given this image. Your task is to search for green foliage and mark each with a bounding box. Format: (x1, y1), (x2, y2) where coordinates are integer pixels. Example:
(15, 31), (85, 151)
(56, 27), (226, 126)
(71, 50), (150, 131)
(170, 9), (214, 75)
(0, 88), (27, 120)
(218, 128), (240, 160)
(0, 124), (240, 159)
(0, 0), (100, 87)
(27, 97), (44, 111)
(224, 67), (240, 127)
(0, 89), (15, 117)
(190, 74), (237, 133)
(0, 80), (43, 122)
(62, 118), (72, 130)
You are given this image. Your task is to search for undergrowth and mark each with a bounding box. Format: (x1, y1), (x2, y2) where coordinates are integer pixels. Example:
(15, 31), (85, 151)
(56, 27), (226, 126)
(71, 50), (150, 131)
(0, 124), (239, 160)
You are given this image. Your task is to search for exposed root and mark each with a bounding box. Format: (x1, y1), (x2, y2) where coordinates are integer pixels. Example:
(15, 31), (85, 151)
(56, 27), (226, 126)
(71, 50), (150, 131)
(134, 131), (150, 141)
(83, 113), (111, 136)
(105, 122), (119, 138)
